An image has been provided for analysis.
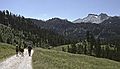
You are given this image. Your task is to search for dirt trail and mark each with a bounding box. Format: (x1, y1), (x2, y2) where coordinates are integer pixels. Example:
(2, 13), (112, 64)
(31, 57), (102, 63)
(0, 49), (34, 69)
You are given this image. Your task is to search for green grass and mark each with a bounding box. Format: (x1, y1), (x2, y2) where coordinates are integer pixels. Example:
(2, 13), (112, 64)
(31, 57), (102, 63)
(52, 45), (69, 51)
(32, 48), (120, 69)
(0, 43), (15, 61)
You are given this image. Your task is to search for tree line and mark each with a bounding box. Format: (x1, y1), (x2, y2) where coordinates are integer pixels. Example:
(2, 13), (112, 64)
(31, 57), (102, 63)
(62, 31), (120, 62)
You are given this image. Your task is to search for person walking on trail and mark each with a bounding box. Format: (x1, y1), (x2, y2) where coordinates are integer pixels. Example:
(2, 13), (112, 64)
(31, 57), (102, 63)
(16, 44), (19, 57)
(28, 45), (32, 56)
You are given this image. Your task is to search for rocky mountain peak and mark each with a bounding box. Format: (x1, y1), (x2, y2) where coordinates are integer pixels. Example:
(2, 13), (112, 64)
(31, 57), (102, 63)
(99, 13), (109, 20)
(88, 14), (98, 17)
(73, 13), (109, 24)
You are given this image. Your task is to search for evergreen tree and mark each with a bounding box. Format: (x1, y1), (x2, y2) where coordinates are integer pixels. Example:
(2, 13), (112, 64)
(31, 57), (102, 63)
(95, 38), (101, 57)
(71, 44), (77, 54)
(89, 34), (95, 55)
(86, 31), (90, 42)
(115, 42), (120, 60)
(62, 47), (65, 52)
(77, 44), (83, 54)
(86, 31), (95, 55)
(105, 45), (110, 58)
(83, 40), (87, 54)
(67, 45), (70, 53)
(0, 34), (3, 42)
(6, 10), (9, 15)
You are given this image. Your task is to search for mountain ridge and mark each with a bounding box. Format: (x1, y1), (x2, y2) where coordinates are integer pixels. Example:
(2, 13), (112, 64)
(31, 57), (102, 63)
(31, 16), (120, 44)
(73, 13), (109, 23)
(1, 10), (120, 45)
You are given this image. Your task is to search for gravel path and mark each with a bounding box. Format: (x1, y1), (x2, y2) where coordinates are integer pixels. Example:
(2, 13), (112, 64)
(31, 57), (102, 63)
(0, 49), (34, 69)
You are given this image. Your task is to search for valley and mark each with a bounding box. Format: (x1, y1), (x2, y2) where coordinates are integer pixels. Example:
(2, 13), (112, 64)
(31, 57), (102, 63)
(0, 10), (120, 69)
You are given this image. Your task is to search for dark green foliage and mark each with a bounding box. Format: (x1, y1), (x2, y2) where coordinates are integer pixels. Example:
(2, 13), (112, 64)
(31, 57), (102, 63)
(77, 44), (83, 54)
(114, 42), (120, 61)
(105, 45), (110, 58)
(71, 44), (77, 54)
(66, 31), (120, 62)
(62, 47), (65, 52)
(86, 31), (90, 42)
(67, 45), (70, 52)
(0, 10), (72, 47)
(86, 31), (96, 55)
(84, 42), (87, 55)
(95, 38), (101, 57)
(0, 34), (3, 42)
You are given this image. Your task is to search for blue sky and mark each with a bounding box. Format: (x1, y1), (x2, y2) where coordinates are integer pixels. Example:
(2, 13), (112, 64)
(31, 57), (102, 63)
(0, 0), (120, 21)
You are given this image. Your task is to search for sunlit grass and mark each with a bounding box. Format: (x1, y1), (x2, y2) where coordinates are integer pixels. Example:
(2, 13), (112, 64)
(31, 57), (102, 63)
(32, 48), (120, 69)
(0, 43), (15, 61)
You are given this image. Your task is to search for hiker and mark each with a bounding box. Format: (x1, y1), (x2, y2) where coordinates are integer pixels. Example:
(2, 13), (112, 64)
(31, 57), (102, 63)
(16, 44), (19, 57)
(19, 47), (24, 56)
(28, 45), (32, 56)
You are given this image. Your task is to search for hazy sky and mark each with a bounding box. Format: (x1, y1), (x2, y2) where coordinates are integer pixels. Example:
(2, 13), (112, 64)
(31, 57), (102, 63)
(0, 0), (120, 21)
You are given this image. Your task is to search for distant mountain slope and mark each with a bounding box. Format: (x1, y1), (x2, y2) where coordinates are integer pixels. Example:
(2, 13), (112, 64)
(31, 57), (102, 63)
(31, 16), (120, 43)
(73, 13), (109, 23)
(31, 18), (81, 39)
(1, 10), (120, 45)
(32, 48), (120, 69)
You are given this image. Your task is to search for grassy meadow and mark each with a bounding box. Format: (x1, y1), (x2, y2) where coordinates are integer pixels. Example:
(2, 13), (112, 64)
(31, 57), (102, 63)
(32, 48), (120, 69)
(0, 43), (15, 61)
(52, 45), (69, 51)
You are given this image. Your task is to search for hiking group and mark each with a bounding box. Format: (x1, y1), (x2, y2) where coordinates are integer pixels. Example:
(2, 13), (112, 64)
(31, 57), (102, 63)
(16, 42), (32, 57)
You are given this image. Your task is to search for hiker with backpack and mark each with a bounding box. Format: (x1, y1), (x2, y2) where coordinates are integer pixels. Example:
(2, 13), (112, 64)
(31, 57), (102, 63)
(16, 44), (19, 57)
(28, 45), (32, 56)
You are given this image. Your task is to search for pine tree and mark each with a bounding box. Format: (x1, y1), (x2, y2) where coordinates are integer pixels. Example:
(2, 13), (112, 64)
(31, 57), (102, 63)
(86, 31), (95, 55)
(83, 40), (87, 54)
(71, 44), (77, 54)
(95, 38), (101, 57)
(77, 44), (83, 54)
(105, 45), (110, 58)
(89, 34), (95, 56)
(6, 10), (9, 15)
(0, 34), (3, 42)
(115, 42), (120, 60)
(86, 31), (90, 42)
(62, 47), (65, 52)
(84, 44), (87, 54)
(67, 45), (70, 53)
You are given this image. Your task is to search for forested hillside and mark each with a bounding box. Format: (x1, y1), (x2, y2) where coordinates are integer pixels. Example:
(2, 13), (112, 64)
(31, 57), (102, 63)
(0, 10), (120, 62)
(0, 10), (72, 47)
